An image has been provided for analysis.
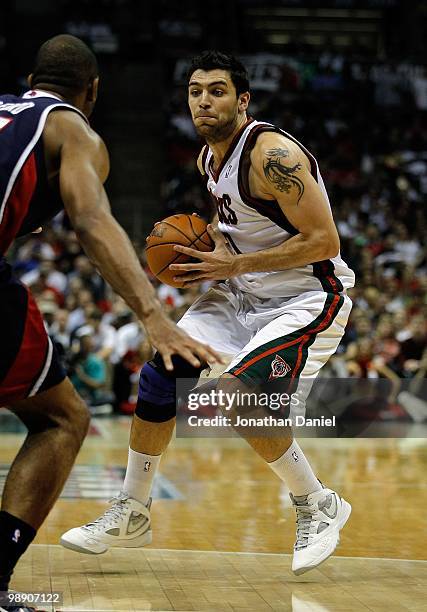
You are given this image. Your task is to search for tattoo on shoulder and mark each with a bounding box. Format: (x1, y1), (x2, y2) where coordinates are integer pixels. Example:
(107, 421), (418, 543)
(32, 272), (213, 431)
(263, 148), (304, 204)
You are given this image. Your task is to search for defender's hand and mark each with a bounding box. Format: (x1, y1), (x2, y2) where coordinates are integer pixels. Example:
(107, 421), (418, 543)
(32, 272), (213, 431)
(170, 225), (238, 286)
(142, 309), (224, 371)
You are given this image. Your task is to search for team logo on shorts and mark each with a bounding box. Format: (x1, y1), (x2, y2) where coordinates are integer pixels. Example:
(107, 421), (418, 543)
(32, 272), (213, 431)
(269, 354), (291, 381)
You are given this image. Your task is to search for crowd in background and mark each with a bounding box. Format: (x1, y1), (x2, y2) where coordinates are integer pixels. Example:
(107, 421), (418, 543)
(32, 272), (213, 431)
(7, 50), (427, 421)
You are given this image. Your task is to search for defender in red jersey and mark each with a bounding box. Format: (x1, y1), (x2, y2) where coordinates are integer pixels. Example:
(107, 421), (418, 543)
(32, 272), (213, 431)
(0, 35), (220, 606)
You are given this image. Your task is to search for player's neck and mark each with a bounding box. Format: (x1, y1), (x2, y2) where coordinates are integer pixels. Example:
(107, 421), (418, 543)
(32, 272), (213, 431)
(32, 86), (66, 101)
(31, 85), (84, 112)
(207, 114), (248, 169)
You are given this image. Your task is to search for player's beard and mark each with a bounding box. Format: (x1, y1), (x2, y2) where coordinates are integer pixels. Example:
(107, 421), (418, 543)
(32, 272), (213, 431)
(195, 111), (238, 144)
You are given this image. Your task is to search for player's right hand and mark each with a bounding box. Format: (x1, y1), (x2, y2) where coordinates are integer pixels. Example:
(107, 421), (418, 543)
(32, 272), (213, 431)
(142, 309), (224, 371)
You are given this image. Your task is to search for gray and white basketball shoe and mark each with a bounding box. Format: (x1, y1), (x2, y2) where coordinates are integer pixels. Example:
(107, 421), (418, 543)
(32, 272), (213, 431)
(290, 488), (351, 575)
(60, 492), (152, 554)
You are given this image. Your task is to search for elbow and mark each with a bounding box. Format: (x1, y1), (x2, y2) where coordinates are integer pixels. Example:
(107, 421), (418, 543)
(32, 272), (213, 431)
(305, 228), (340, 261)
(310, 233), (339, 261)
(323, 233), (340, 260)
(326, 243), (340, 260)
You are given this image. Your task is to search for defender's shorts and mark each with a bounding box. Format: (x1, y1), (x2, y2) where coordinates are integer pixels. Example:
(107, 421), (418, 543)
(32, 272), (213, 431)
(0, 259), (66, 407)
(178, 282), (352, 387)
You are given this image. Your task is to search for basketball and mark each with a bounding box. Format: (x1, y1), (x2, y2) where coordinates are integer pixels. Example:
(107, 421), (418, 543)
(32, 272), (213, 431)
(145, 213), (214, 287)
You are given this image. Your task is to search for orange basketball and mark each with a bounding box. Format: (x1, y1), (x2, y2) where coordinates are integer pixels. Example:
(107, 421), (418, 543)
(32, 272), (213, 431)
(145, 214), (214, 288)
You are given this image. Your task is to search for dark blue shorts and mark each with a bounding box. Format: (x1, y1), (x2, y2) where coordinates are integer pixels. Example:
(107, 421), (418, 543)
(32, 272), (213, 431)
(0, 258), (66, 407)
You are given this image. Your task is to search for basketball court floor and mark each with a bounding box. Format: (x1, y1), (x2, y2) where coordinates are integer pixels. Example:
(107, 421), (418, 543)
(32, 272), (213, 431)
(0, 412), (426, 611)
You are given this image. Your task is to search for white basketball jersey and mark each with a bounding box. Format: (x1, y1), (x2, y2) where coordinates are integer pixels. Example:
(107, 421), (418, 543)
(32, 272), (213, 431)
(201, 118), (355, 299)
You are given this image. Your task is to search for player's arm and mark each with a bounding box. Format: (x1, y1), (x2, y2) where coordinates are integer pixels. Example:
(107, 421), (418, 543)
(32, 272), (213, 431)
(171, 133), (340, 283)
(44, 111), (221, 369)
(50, 112), (159, 319)
(232, 133), (340, 274)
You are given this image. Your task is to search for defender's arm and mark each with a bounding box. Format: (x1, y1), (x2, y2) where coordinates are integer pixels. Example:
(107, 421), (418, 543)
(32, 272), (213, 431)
(43, 111), (221, 369)
(48, 111), (160, 320)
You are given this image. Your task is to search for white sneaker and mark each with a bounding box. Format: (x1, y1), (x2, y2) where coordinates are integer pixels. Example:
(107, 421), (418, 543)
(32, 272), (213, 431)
(60, 492), (152, 554)
(290, 488), (351, 575)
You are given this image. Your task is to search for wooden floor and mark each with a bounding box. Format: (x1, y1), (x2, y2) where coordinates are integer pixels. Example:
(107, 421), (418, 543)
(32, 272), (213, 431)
(1, 414), (426, 611)
(16, 546), (427, 612)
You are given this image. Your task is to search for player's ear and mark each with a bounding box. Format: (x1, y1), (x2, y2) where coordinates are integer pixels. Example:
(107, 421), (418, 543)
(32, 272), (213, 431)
(27, 74), (33, 88)
(87, 77), (99, 102)
(238, 91), (250, 113)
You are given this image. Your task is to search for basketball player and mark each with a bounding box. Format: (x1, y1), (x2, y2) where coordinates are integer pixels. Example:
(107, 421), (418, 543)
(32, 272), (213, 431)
(0, 36), (220, 610)
(62, 51), (355, 576)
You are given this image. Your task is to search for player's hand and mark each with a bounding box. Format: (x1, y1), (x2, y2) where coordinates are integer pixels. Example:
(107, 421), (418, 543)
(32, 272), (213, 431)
(169, 225), (238, 286)
(142, 308), (224, 371)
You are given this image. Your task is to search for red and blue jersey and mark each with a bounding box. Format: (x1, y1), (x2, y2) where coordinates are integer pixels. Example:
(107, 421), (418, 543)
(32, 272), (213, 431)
(0, 90), (87, 256)
(0, 90), (87, 404)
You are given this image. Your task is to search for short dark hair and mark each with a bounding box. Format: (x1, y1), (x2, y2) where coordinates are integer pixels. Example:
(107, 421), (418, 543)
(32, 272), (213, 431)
(31, 34), (98, 97)
(187, 50), (249, 96)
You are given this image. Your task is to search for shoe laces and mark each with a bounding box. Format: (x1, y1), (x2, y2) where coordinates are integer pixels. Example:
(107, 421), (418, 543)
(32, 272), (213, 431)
(291, 495), (317, 550)
(83, 492), (130, 532)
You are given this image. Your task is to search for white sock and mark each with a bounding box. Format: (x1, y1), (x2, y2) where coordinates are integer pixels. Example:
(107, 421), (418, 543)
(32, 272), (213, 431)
(122, 448), (161, 505)
(268, 440), (323, 497)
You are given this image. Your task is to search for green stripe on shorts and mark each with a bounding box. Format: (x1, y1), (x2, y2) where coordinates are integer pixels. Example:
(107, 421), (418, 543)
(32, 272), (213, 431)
(229, 293), (344, 386)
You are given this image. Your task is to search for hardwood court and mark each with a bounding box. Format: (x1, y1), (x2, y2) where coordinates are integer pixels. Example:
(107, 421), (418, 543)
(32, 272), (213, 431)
(1, 414), (426, 611)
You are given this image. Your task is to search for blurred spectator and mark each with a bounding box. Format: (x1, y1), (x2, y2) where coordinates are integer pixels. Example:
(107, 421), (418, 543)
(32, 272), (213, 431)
(113, 339), (153, 414)
(20, 258), (67, 295)
(75, 308), (117, 362)
(67, 288), (96, 333)
(69, 333), (111, 412)
(37, 298), (58, 334)
(398, 315), (427, 376)
(68, 255), (106, 302)
(345, 337), (401, 401)
(50, 308), (72, 367)
(110, 312), (145, 365)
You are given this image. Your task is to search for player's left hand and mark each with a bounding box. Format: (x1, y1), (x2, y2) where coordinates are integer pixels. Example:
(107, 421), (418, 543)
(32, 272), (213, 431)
(170, 225), (238, 285)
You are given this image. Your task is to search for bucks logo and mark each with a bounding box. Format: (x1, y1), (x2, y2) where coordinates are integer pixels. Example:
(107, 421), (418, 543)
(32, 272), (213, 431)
(269, 354), (291, 381)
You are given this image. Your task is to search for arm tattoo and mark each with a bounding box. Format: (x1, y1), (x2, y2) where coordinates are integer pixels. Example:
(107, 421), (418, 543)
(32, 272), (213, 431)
(263, 148), (304, 204)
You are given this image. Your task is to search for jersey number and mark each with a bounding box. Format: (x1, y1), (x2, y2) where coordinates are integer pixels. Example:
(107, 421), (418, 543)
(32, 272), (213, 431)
(213, 193), (238, 225)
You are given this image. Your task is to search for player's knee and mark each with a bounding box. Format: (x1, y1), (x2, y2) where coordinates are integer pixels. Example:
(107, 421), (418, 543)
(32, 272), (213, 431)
(56, 391), (90, 444)
(135, 360), (176, 422)
(135, 352), (202, 423)
(20, 385), (90, 444)
(71, 396), (91, 442)
(216, 372), (257, 417)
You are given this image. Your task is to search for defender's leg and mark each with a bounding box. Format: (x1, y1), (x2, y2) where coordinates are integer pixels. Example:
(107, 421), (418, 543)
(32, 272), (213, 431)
(0, 378), (90, 593)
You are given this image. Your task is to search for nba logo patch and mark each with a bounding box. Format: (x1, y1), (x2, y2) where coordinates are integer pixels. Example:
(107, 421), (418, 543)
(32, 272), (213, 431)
(144, 461), (151, 472)
(12, 529), (20, 543)
(269, 354), (291, 381)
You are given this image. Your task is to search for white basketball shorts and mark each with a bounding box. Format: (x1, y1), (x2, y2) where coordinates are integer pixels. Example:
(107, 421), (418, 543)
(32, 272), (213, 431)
(178, 282), (352, 386)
